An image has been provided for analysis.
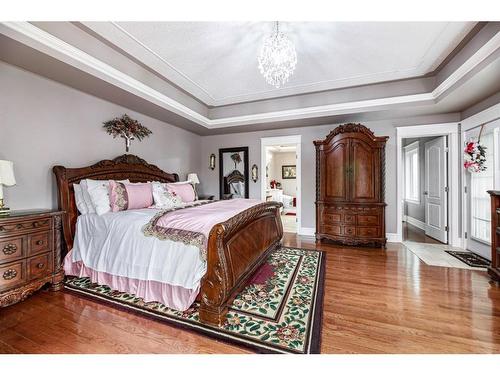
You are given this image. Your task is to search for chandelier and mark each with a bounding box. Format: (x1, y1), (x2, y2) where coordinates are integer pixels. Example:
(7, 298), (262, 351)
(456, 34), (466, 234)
(258, 22), (297, 89)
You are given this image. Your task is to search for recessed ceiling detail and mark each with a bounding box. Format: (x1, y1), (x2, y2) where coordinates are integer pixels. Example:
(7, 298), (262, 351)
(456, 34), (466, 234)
(83, 21), (476, 105)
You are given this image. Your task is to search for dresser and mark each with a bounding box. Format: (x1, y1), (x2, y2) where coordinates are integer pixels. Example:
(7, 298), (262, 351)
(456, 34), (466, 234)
(0, 210), (64, 307)
(486, 191), (500, 282)
(314, 123), (388, 247)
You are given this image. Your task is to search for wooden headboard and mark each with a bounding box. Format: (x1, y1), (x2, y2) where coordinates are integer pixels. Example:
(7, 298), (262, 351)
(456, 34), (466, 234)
(53, 154), (179, 254)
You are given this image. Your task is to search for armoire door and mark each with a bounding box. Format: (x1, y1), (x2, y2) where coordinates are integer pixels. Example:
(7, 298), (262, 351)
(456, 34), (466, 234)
(350, 138), (379, 202)
(323, 138), (350, 201)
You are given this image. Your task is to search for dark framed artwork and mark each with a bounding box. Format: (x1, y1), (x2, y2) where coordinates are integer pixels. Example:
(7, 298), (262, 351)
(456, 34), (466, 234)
(219, 147), (249, 199)
(282, 165), (296, 179)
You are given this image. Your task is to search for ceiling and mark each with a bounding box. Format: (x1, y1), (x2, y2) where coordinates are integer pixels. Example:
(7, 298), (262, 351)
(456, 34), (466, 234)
(0, 21), (499, 134)
(267, 145), (297, 153)
(85, 21), (476, 106)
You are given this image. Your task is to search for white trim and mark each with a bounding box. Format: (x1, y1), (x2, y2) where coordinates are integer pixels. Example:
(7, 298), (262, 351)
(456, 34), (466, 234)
(396, 123), (461, 248)
(298, 227), (315, 237)
(1, 22), (499, 130)
(386, 233), (402, 243)
(461, 103), (500, 250)
(405, 216), (427, 231)
(261, 135), (302, 234)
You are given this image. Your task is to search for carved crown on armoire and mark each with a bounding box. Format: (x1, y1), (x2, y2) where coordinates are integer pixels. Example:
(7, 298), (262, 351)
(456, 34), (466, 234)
(314, 123), (388, 248)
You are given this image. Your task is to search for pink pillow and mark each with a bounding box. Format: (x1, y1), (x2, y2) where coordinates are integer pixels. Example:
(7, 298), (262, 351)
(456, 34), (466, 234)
(167, 182), (195, 203)
(124, 183), (153, 209)
(109, 181), (153, 211)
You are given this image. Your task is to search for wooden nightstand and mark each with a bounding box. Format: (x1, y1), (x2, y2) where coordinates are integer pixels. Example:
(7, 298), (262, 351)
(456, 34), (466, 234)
(0, 210), (64, 307)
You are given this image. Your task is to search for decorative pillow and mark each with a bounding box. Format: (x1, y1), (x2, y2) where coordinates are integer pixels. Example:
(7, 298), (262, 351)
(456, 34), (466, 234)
(85, 178), (129, 215)
(166, 182), (196, 203)
(79, 179), (96, 214)
(109, 180), (129, 212)
(109, 182), (154, 211)
(152, 182), (183, 209)
(125, 183), (153, 209)
(73, 183), (88, 215)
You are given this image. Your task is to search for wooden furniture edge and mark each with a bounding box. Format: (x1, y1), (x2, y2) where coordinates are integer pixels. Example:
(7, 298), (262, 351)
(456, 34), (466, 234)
(199, 201), (283, 326)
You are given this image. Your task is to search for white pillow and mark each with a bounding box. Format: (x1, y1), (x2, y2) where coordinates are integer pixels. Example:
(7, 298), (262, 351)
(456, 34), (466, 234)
(85, 178), (130, 215)
(79, 179), (96, 214)
(152, 182), (183, 209)
(73, 183), (88, 215)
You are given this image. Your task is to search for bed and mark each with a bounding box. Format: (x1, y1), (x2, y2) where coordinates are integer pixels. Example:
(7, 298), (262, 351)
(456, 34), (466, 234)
(53, 154), (283, 326)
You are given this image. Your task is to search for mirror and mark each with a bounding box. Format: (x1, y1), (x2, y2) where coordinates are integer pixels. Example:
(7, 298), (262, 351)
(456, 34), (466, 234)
(219, 147), (249, 199)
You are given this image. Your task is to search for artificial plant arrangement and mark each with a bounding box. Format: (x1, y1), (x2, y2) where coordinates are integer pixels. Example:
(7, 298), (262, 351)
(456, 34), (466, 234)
(464, 125), (487, 173)
(103, 114), (153, 152)
(231, 152), (242, 169)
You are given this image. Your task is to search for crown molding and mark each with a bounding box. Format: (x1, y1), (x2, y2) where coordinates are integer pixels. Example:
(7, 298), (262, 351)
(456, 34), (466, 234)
(1, 22), (498, 130)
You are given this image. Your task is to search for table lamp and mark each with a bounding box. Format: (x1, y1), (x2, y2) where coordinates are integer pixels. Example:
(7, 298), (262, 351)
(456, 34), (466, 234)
(187, 173), (200, 199)
(0, 160), (16, 214)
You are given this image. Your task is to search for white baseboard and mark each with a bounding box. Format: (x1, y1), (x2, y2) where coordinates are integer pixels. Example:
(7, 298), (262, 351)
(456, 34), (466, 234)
(298, 227), (315, 236)
(386, 232), (402, 243)
(405, 216), (426, 231)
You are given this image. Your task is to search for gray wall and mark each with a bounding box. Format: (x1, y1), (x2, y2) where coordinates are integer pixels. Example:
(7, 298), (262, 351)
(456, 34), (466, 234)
(0, 61), (201, 210)
(402, 136), (440, 223)
(198, 114), (459, 233)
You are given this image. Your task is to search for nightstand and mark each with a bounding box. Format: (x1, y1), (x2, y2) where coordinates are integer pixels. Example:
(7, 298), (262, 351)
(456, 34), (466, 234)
(198, 195), (215, 200)
(0, 210), (64, 307)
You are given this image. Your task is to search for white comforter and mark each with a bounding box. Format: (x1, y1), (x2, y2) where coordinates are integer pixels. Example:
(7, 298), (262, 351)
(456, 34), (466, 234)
(69, 209), (207, 290)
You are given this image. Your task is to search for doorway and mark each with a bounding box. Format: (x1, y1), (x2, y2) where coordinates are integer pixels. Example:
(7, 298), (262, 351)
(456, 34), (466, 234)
(402, 135), (449, 244)
(261, 135), (301, 234)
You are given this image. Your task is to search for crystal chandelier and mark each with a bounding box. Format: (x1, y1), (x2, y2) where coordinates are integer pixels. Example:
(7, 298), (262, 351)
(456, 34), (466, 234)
(258, 22), (297, 88)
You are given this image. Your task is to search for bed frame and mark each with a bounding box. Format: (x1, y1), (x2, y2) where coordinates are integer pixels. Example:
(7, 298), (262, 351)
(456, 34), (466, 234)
(53, 154), (283, 326)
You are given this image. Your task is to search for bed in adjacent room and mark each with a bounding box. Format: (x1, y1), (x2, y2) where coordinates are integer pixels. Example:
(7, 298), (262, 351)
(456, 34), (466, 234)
(53, 154), (283, 326)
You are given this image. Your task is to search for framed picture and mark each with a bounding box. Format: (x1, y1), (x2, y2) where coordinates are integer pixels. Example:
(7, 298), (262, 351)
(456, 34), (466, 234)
(282, 165), (296, 179)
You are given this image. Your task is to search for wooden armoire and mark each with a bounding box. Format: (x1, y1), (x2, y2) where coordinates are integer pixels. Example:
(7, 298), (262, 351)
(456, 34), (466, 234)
(314, 123), (388, 247)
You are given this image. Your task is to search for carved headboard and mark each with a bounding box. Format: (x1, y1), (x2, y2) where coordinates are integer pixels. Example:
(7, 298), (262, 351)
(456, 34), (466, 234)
(223, 169), (245, 195)
(53, 154), (179, 254)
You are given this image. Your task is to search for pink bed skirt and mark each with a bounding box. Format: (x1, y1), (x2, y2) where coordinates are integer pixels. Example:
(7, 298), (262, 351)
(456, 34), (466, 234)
(63, 251), (200, 311)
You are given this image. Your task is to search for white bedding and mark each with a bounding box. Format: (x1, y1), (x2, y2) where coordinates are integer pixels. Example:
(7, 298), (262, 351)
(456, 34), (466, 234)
(69, 208), (207, 290)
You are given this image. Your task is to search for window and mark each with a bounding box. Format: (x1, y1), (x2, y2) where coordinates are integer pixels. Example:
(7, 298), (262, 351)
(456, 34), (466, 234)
(404, 141), (420, 203)
(470, 132), (494, 243)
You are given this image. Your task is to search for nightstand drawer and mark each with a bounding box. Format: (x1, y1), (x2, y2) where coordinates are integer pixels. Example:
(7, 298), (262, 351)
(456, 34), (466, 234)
(28, 232), (51, 255)
(28, 252), (53, 280)
(0, 237), (25, 263)
(0, 217), (51, 236)
(0, 260), (26, 290)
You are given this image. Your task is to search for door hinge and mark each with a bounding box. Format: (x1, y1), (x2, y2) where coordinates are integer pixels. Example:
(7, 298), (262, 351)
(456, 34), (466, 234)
(444, 186), (449, 192)
(465, 231), (468, 239)
(445, 226), (449, 232)
(445, 147), (449, 153)
(464, 186), (467, 194)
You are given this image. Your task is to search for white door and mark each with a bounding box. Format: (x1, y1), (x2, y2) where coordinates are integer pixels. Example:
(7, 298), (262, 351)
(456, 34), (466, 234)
(424, 136), (448, 243)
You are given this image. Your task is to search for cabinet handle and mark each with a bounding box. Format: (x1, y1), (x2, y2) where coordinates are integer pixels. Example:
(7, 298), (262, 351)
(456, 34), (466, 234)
(37, 262), (45, 269)
(2, 243), (17, 255)
(36, 240), (44, 246)
(3, 269), (17, 280)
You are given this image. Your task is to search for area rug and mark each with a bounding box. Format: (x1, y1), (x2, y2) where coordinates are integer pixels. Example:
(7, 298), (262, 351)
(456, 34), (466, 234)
(444, 250), (491, 268)
(64, 246), (326, 354)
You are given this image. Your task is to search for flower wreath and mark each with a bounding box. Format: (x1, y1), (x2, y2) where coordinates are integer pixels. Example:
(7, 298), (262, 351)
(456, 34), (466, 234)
(464, 126), (487, 173)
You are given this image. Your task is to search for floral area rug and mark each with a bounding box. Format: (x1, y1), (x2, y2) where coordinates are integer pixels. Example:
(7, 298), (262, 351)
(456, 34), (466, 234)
(64, 246), (325, 354)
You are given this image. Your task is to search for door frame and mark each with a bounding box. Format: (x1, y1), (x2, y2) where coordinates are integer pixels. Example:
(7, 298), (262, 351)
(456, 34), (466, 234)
(260, 135), (302, 234)
(396, 123), (461, 247)
(460, 102), (500, 251)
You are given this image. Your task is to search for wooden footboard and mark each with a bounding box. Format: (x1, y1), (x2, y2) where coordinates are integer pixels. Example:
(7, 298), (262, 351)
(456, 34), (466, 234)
(199, 201), (283, 326)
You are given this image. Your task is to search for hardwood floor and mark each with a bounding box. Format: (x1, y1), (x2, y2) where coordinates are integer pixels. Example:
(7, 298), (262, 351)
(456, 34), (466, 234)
(403, 221), (442, 244)
(1, 233), (499, 354)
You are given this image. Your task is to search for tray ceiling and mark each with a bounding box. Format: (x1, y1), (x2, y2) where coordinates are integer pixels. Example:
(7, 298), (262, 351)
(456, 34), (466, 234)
(84, 21), (476, 105)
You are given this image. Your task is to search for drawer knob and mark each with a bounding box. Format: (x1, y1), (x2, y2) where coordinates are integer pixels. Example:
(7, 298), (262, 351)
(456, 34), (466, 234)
(3, 269), (17, 280)
(2, 243), (17, 255)
(37, 262), (45, 269)
(36, 240), (44, 246)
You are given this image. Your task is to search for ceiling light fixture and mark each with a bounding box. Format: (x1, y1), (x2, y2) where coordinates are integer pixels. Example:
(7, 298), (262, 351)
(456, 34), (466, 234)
(258, 21), (297, 89)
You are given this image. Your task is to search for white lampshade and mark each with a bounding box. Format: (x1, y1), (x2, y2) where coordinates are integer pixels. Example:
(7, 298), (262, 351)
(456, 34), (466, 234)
(187, 173), (200, 184)
(0, 160), (16, 186)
